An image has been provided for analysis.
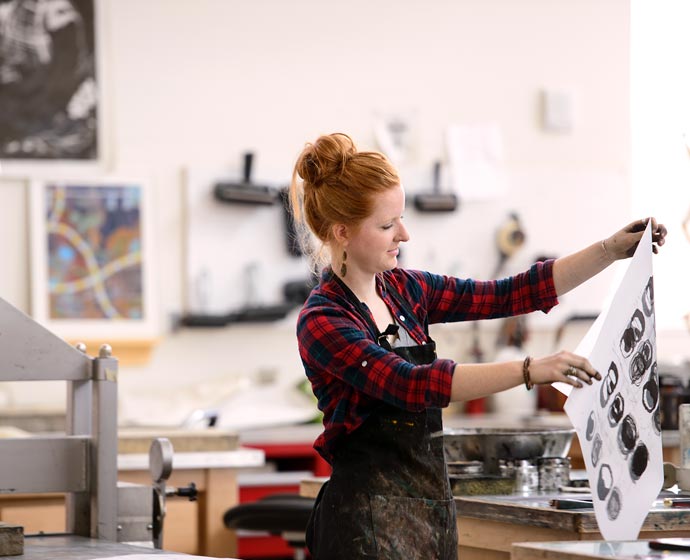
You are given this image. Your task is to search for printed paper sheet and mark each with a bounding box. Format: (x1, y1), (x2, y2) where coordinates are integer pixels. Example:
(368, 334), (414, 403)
(563, 223), (663, 540)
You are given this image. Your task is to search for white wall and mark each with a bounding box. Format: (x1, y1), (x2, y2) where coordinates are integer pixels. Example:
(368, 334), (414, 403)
(631, 0), (690, 361)
(3, 0), (667, 416)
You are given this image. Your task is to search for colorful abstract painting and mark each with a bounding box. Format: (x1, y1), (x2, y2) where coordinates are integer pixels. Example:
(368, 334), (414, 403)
(30, 179), (156, 339)
(45, 183), (142, 319)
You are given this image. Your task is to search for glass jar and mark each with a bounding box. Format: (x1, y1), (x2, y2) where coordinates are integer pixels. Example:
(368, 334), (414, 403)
(538, 456), (571, 492)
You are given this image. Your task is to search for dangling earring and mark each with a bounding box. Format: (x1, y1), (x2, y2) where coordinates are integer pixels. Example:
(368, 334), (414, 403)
(340, 250), (348, 277)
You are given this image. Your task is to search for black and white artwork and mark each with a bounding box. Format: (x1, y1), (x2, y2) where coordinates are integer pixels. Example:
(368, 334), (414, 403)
(564, 224), (663, 540)
(0, 0), (98, 160)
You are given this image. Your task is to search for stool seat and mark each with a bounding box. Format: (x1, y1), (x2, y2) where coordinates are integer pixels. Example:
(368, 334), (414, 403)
(223, 493), (314, 534)
(224, 493), (314, 560)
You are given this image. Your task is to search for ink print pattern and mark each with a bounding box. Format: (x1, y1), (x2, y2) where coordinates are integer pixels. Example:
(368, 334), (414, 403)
(566, 265), (663, 541)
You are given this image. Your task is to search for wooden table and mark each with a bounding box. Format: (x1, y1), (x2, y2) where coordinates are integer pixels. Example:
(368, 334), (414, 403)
(512, 539), (690, 559)
(457, 494), (690, 560)
(300, 476), (328, 499)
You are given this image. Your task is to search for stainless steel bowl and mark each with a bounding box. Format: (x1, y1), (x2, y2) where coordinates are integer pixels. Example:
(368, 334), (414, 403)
(442, 427), (575, 474)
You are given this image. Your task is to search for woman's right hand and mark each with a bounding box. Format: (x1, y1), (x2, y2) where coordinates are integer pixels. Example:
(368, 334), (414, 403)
(528, 350), (601, 389)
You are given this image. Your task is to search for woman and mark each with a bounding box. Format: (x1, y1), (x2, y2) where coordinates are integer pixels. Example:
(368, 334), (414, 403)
(288, 132), (666, 559)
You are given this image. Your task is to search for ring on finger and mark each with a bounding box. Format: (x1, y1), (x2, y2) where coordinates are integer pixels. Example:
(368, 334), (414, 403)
(565, 367), (578, 377)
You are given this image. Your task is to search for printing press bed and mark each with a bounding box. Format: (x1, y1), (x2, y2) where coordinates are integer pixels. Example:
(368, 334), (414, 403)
(11, 534), (240, 559)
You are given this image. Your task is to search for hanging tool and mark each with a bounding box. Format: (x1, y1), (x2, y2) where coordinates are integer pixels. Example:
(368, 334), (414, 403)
(492, 212), (526, 278)
(214, 152), (279, 205)
(413, 161), (459, 212)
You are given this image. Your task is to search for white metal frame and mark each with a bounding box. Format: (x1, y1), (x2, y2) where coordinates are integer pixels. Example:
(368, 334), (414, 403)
(0, 296), (118, 540)
(28, 176), (157, 341)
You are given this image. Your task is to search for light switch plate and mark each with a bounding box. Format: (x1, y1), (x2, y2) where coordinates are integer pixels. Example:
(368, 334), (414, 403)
(541, 89), (574, 133)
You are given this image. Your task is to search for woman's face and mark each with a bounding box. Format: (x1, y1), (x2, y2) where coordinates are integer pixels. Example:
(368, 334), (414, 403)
(344, 185), (410, 275)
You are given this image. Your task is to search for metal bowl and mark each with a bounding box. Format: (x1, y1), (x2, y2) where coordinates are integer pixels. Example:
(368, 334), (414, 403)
(442, 427), (575, 474)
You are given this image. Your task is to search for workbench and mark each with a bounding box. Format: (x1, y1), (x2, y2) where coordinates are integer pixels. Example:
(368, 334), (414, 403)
(298, 480), (690, 560)
(456, 493), (690, 560)
(512, 539), (690, 559)
(5, 534), (241, 559)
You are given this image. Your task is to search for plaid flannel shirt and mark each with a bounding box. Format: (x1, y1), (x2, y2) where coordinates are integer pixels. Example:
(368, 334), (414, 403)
(297, 261), (558, 463)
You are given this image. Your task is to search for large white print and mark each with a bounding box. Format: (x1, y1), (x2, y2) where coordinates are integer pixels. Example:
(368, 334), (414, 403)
(564, 222), (663, 540)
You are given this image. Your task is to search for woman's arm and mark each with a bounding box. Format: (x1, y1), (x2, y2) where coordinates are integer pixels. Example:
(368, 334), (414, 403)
(450, 350), (600, 402)
(552, 217), (667, 296)
(449, 217), (667, 403)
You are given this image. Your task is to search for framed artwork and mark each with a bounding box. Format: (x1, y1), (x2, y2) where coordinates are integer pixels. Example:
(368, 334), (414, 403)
(29, 178), (156, 340)
(0, 0), (103, 170)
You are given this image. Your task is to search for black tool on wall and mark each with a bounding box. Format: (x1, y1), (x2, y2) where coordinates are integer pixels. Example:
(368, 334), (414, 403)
(413, 161), (458, 212)
(179, 302), (297, 327)
(283, 276), (318, 304)
(214, 152), (280, 205)
(280, 188), (302, 256)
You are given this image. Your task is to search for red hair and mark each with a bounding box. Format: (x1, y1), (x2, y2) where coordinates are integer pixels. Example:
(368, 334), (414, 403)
(289, 133), (399, 267)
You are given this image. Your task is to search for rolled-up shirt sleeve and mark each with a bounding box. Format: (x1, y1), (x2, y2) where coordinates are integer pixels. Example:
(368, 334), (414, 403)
(415, 259), (559, 324)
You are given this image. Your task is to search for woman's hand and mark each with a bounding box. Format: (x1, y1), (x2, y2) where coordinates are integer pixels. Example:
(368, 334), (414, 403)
(529, 350), (601, 389)
(603, 217), (667, 260)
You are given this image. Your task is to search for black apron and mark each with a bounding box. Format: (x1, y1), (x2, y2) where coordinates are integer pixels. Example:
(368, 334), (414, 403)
(306, 278), (457, 559)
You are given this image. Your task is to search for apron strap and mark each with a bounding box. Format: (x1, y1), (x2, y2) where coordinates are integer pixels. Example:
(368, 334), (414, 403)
(332, 273), (396, 349)
(382, 277), (432, 339)
(332, 271), (434, 349)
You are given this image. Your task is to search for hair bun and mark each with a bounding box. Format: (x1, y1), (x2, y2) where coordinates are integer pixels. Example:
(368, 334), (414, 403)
(296, 133), (356, 187)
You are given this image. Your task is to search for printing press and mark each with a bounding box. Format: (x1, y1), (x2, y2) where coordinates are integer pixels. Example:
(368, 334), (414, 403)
(0, 296), (203, 559)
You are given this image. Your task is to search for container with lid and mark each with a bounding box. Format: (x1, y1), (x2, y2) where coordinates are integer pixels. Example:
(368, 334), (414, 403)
(514, 460), (539, 494)
(660, 374), (686, 430)
(538, 456), (571, 492)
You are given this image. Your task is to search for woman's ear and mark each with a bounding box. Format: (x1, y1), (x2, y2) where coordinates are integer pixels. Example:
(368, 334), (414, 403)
(332, 223), (349, 245)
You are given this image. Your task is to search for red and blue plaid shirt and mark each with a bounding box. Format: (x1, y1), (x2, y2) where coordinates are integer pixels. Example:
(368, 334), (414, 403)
(297, 261), (558, 463)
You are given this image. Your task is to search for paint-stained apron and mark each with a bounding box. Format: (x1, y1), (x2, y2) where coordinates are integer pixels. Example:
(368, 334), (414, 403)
(306, 279), (457, 559)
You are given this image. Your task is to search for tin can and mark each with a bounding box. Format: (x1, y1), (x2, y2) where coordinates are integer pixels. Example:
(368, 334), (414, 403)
(499, 459), (516, 479)
(514, 460), (539, 493)
(538, 456), (571, 491)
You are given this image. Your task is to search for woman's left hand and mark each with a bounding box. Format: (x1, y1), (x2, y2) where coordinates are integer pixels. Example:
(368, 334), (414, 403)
(603, 217), (667, 260)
